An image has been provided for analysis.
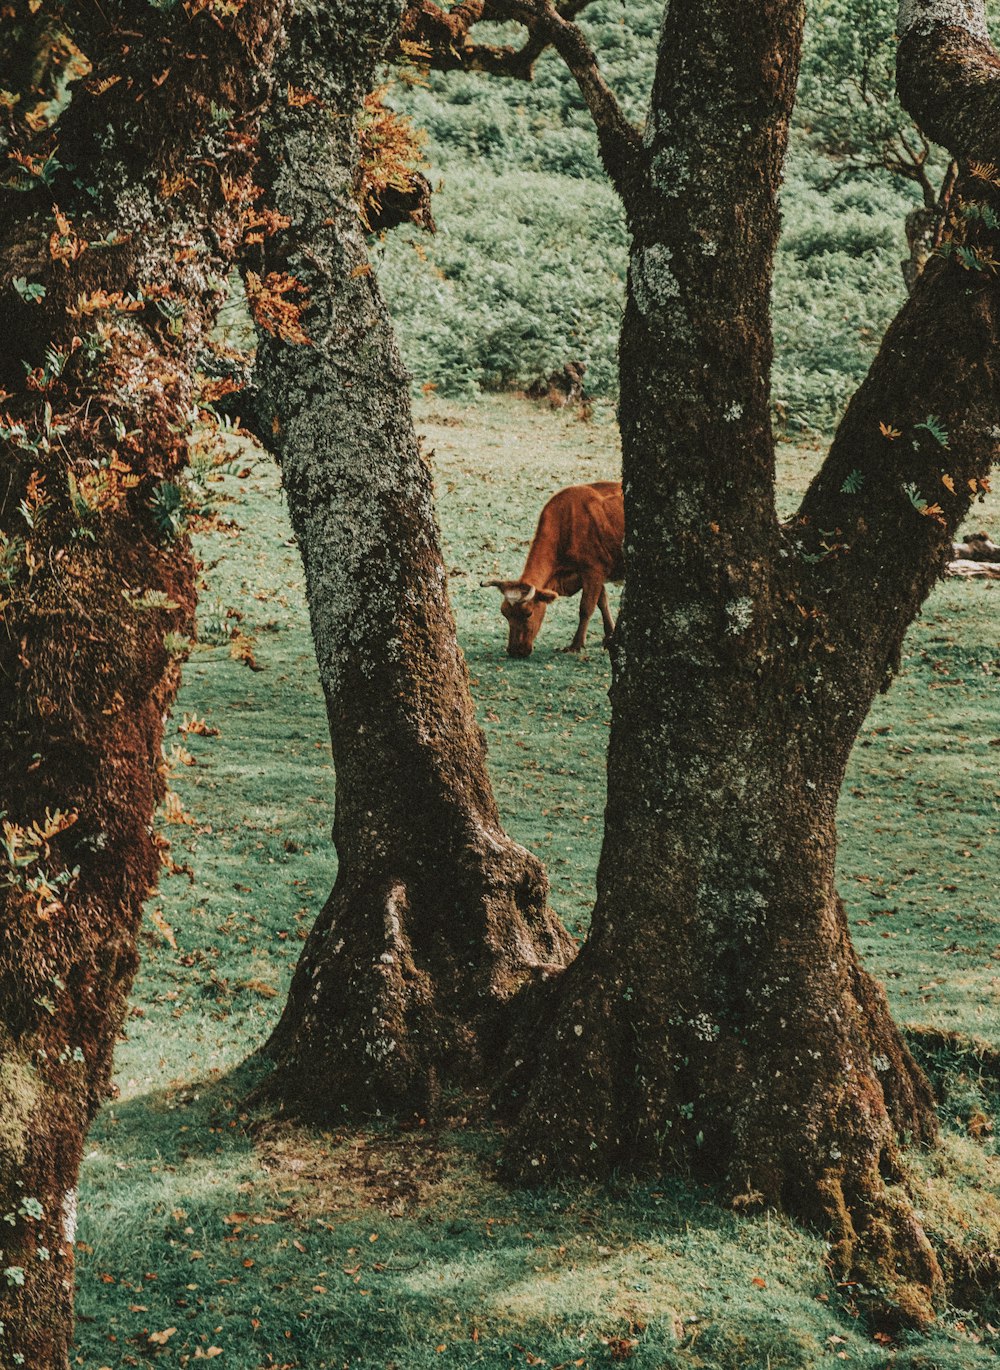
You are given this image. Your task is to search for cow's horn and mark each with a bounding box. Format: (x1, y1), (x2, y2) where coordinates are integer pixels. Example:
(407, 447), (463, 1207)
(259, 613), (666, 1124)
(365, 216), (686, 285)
(521, 585), (536, 603)
(480, 578), (505, 589)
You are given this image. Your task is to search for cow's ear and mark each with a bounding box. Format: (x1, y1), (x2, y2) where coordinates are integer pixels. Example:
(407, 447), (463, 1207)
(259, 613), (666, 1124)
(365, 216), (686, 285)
(481, 579), (538, 604)
(535, 588), (559, 604)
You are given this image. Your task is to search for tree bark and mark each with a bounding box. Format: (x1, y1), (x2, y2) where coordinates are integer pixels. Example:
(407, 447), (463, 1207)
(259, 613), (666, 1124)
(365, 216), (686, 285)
(498, 0), (1000, 1322)
(245, 1), (573, 1123)
(0, 4), (285, 1359)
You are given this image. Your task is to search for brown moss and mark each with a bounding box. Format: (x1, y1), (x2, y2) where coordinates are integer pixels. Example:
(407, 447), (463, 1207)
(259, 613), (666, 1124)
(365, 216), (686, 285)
(0, 0), (290, 1358)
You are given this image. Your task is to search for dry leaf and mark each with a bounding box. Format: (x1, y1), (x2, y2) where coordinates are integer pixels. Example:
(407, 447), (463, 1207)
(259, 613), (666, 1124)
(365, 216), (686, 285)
(241, 978), (278, 998)
(149, 908), (177, 949)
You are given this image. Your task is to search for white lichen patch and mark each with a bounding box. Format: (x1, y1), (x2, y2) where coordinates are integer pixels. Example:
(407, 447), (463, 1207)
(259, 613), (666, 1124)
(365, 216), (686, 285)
(364, 1035), (397, 1061)
(724, 401), (744, 423)
(650, 145), (688, 194)
(897, 0), (989, 41)
(725, 596), (754, 636)
(689, 1013), (719, 1043)
(62, 1188), (78, 1248)
(631, 244), (680, 321)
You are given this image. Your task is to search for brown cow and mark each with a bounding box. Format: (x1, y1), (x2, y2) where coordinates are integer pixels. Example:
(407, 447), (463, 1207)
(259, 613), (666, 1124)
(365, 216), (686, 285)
(482, 480), (624, 657)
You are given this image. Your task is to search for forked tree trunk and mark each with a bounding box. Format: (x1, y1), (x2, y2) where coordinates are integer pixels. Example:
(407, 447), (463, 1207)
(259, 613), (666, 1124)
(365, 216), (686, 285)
(500, 0), (1000, 1322)
(246, 1), (572, 1122)
(0, 4), (285, 1359)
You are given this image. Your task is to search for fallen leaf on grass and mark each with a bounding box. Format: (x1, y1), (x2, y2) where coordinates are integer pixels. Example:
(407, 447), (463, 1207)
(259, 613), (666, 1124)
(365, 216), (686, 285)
(179, 714), (220, 737)
(230, 632), (263, 671)
(149, 908), (178, 949)
(148, 1327), (177, 1345)
(240, 977), (279, 998)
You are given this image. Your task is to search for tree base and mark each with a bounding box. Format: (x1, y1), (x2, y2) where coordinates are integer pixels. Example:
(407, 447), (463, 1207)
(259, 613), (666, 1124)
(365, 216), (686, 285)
(251, 837), (573, 1123)
(497, 894), (943, 1322)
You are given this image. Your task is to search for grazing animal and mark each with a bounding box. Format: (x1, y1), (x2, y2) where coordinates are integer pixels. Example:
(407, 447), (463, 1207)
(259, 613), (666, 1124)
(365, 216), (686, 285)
(482, 480), (624, 657)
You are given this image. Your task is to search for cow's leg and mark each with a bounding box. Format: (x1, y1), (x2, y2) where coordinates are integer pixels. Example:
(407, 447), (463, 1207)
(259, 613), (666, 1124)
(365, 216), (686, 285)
(566, 576), (602, 652)
(598, 586), (615, 647)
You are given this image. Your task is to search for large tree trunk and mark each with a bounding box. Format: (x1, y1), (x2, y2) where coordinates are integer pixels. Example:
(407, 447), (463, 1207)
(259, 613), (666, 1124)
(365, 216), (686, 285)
(245, 1), (572, 1123)
(0, 5), (284, 1359)
(500, 0), (999, 1323)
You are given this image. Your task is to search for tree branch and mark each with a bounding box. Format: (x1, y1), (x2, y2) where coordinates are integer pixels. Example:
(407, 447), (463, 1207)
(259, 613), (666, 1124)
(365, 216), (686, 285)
(784, 2), (1000, 748)
(397, 0), (644, 200)
(896, 0), (1000, 163)
(500, 0), (645, 199)
(397, 0), (587, 79)
(396, 1), (541, 79)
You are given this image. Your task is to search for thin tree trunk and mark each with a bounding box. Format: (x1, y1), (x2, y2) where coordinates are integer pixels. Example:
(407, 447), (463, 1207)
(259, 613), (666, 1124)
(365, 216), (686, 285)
(902, 161), (958, 290)
(245, 1), (572, 1122)
(0, 5), (285, 1359)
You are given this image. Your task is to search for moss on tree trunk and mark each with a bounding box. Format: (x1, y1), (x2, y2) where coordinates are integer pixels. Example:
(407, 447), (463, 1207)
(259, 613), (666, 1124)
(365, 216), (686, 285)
(0, 2), (286, 1357)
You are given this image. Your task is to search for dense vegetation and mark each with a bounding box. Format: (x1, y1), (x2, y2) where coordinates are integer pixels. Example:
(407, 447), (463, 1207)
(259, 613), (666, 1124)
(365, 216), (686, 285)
(378, 0), (920, 430)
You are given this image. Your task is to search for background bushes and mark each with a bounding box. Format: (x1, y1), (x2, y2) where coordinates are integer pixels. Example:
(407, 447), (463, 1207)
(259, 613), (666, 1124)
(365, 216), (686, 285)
(377, 0), (926, 431)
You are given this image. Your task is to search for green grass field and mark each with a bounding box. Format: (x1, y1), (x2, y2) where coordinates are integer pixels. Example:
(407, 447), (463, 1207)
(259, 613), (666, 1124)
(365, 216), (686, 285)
(74, 397), (999, 1369)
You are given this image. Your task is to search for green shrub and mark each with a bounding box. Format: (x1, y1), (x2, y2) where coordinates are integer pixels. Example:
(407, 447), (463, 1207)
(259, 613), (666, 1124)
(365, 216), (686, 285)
(378, 168), (627, 397)
(379, 0), (926, 430)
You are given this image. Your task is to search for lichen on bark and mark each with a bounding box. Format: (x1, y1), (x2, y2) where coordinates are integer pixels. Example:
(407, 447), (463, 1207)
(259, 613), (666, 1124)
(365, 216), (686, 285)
(244, 0), (572, 1123)
(490, 0), (998, 1323)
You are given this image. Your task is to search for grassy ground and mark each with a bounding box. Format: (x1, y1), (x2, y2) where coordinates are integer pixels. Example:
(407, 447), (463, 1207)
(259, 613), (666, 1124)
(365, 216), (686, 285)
(74, 396), (999, 1369)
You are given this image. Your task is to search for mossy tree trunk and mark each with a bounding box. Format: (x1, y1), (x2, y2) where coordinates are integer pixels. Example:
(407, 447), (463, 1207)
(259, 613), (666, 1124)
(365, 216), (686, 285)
(0, 3), (285, 1360)
(497, 0), (1000, 1322)
(245, 2), (572, 1123)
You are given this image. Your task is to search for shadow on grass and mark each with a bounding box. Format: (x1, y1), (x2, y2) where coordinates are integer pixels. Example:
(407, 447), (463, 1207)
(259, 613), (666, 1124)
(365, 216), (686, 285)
(75, 1060), (1000, 1370)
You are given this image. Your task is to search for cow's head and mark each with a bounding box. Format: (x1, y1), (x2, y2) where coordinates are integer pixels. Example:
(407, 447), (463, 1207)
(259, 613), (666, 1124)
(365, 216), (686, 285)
(481, 579), (559, 658)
